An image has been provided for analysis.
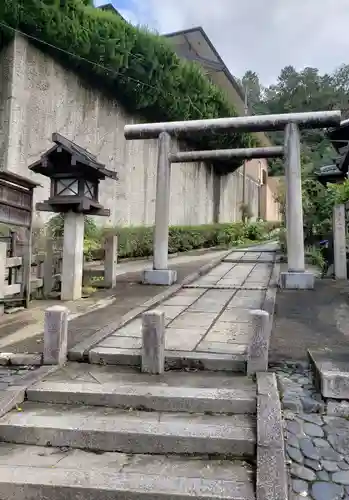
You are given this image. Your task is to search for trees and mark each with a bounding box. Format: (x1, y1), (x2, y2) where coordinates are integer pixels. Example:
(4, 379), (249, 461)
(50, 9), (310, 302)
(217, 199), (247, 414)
(243, 64), (349, 241)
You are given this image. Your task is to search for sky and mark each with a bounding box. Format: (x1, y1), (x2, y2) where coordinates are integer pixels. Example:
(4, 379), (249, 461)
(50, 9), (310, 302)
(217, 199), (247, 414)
(94, 0), (349, 86)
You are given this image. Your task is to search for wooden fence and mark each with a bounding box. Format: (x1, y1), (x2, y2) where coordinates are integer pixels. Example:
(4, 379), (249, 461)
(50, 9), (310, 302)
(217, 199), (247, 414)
(0, 235), (118, 313)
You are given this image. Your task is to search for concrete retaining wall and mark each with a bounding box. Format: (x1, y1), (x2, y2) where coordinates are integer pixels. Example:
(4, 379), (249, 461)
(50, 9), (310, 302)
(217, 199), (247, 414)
(0, 35), (263, 227)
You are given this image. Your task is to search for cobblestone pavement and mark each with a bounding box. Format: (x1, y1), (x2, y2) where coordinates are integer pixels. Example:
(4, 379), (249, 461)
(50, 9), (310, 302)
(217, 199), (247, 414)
(90, 246), (276, 359)
(273, 361), (349, 499)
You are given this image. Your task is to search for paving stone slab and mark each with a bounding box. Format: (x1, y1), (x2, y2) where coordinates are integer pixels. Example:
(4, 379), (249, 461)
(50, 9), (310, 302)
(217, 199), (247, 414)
(203, 332), (251, 345)
(218, 309), (255, 323)
(209, 321), (254, 335)
(165, 329), (205, 351)
(188, 300), (231, 313)
(98, 336), (142, 349)
(202, 289), (237, 301)
(195, 342), (247, 355)
(162, 295), (203, 307)
(112, 318), (143, 337)
(160, 305), (188, 320)
(168, 313), (218, 329)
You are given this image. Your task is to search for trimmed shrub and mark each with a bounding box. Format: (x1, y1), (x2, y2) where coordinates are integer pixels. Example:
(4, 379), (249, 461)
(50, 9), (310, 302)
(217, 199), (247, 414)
(0, 0), (257, 157)
(46, 215), (280, 260)
(103, 221), (279, 259)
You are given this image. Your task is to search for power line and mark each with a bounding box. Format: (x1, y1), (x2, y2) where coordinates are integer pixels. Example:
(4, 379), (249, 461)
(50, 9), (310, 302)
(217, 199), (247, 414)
(0, 20), (205, 118)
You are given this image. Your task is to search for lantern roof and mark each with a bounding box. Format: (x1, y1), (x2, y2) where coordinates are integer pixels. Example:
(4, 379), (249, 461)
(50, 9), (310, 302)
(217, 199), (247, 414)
(28, 133), (118, 181)
(316, 164), (346, 186)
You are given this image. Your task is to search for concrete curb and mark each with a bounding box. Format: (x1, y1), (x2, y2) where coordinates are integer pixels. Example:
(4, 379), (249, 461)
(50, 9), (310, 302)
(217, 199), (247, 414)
(256, 372), (288, 500)
(88, 348), (246, 372)
(0, 365), (60, 419)
(68, 247), (235, 361)
(262, 257), (280, 357)
(262, 261), (281, 318)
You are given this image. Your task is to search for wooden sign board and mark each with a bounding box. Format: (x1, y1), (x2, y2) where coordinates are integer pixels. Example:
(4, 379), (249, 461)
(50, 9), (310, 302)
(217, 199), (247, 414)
(0, 180), (32, 228)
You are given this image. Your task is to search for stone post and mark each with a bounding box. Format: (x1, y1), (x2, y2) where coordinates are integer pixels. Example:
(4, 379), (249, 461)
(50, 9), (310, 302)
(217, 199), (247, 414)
(0, 242), (6, 315)
(61, 211), (85, 301)
(280, 123), (314, 289)
(247, 309), (270, 375)
(143, 132), (177, 286)
(43, 305), (69, 365)
(141, 309), (165, 374)
(43, 237), (54, 297)
(333, 204), (347, 279)
(104, 235), (118, 288)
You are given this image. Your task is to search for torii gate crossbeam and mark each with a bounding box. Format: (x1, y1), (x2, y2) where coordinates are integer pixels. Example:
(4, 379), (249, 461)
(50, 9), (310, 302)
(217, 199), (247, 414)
(124, 110), (341, 290)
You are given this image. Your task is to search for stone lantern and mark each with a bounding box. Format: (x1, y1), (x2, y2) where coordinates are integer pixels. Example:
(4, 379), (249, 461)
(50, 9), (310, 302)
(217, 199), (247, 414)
(29, 133), (118, 300)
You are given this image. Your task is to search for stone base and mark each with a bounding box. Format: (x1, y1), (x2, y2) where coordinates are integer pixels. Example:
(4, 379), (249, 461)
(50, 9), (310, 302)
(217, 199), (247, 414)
(309, 349), (349, 400)
(142, 269), (177, 286)
(279, 271), (315, 290)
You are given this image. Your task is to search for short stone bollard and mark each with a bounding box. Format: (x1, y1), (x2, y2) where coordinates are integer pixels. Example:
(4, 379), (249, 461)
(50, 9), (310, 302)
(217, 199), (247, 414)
(104, 235), (118, 288)
(247, 309), (270, 376)
(43, 305), (69, 365)
(141, 309), (165, 374)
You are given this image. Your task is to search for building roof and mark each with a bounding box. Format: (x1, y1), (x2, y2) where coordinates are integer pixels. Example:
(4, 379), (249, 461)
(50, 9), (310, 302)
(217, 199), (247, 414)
(97, 4), (125, 19)
(164, 27), (272, 148)
(327, 120), (349, 154)
(316, 164), (346, 186)
(96, 7), (272, 148)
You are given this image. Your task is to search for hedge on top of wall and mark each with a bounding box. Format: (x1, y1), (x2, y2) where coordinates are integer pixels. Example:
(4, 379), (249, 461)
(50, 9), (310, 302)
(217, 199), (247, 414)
(0, 0), (258, 156)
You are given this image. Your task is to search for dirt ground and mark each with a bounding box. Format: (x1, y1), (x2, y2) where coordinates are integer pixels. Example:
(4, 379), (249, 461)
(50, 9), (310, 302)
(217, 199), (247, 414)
(270, 277), (349, 363)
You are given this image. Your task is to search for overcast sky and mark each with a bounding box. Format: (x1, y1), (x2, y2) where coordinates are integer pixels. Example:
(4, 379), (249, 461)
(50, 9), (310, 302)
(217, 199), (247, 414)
(94, 0), (349, 86)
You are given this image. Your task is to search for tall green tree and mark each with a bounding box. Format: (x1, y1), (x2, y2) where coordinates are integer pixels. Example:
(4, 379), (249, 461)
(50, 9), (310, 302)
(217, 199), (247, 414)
(243, 64), (349, 240)
(242, 64), (349, 177)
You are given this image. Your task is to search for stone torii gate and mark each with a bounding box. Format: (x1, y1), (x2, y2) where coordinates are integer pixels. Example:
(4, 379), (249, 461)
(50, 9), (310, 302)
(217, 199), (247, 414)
(124, 110), (341, 290)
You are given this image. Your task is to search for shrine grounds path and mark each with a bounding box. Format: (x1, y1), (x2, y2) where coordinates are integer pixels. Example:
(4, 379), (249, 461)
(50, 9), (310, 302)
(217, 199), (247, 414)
(0, 248), (231, 355)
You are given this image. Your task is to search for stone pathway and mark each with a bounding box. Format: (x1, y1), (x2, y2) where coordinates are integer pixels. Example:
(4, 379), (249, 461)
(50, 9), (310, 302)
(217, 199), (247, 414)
(89, 244), (277, 363)
(274, 361), (349, 499)
(0, 248), (230, 354)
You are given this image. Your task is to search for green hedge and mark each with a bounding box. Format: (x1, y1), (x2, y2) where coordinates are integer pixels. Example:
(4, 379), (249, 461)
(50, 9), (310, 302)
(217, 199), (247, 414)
(0, 0), (256, 155)
(102, 221), (280, 260)
(46, 215), (280, 260)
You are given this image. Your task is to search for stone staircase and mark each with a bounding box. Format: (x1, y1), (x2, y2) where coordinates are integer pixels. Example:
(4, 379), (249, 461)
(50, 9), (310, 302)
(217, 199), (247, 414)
(0, 364), (259, 499)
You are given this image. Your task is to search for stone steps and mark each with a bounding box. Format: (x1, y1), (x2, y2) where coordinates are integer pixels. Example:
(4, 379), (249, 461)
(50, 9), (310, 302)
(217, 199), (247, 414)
(26, 379), (256, 414)
(0, 444), (255, 500)
(0, 364), (260, 499)
(0, 401), (256, 456)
